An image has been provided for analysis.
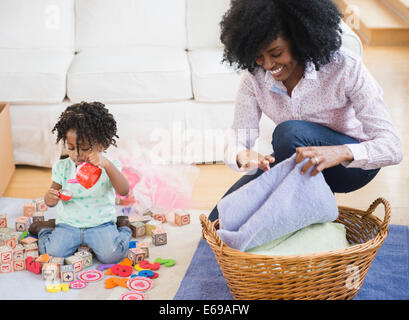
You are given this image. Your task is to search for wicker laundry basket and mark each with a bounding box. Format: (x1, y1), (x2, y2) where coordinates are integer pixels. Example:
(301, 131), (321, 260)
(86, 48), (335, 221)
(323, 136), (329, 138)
(200, 197), (391, 300)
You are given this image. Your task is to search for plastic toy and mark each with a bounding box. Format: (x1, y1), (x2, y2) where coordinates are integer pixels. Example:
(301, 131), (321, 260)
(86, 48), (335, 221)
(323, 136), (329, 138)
(67, 161), (101, 189)
(77, 269), (104, 282)
(126, 276), (153, 291)
(97, 263), (115, 271)
(139, 260), (160, 271)
(26, 256), (41, 274)
(69, 280), (87, 289)
(46, 283), (69, 293)
(120, 291), (146, 300)
(58, 189), (73, 201)
(105, 277), (129, 289)
(154, 257), (176, 267)
(109, 264), (133, 277)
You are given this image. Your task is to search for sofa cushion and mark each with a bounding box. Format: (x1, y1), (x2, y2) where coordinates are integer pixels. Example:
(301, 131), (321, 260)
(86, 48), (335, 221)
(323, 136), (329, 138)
(67, 47), (193, 103)
(187, 0), (230, 49)
(75, 0), (186, 51)
(188, 49), (243, 102)
(0, 49), (74, 104)
(0, 0), (74, 50)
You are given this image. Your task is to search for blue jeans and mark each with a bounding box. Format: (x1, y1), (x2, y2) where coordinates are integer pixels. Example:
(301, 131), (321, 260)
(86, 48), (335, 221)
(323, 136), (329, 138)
(38, 222), (132, 264)
(209, 120), (380, 222)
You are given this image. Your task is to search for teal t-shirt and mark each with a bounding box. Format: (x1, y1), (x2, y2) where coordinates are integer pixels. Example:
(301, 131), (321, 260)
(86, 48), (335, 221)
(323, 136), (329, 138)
(51, 157), (121, 228)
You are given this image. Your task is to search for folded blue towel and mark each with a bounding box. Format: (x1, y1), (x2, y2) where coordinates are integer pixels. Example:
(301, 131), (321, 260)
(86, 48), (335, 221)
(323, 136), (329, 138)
(217, 154), (339, 251)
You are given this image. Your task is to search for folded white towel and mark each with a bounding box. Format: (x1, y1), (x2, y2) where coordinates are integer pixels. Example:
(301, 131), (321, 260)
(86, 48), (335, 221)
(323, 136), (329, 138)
(217, 154), (339, 251)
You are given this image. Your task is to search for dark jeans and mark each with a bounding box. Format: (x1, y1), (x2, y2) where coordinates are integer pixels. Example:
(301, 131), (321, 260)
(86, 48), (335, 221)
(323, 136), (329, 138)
(209, 120), (380, 222)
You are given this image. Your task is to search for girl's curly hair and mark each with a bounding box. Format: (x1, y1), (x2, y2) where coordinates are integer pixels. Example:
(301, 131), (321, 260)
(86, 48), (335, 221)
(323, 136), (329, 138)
(220, 0), (343, 73)
(52, 101), (119, 153)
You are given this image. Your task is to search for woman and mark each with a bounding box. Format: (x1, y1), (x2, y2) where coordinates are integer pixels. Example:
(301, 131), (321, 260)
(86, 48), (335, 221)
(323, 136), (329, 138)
(209, 0), (402, 221)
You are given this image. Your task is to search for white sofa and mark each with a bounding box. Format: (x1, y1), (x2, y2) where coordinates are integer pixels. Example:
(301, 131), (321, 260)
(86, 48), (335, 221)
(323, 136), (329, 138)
(0, 0), (363, 168)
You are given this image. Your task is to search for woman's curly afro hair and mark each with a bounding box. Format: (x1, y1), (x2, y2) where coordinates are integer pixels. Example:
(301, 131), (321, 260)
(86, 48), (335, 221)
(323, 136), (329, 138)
(220, 0), (343, 73)
(52, 101), (119, 153)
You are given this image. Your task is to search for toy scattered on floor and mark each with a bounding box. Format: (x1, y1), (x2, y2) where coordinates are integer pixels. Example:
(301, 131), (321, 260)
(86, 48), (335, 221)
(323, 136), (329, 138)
(60, 264), (75, 282)
(32, 212), (45, 223)
(151, 228), (167, 246)
(0, 214), (8, 228)
(97, 263), (115, 271)
(69, 280), (87, 289)
(130, 221), (145, 237)
(137, 269), (158, 279)
(139, 260), (160, 271)
(26, 256), (41, 274)
(77, 269), (104, 282)
(127, 276), (153, 292)
(74, 250), (93, 268)
(128, 248), (146, 265)
(65, 255), (84, 273)
(174, 210), (190, 226)
(58, 189), (73, 201)
(46, 283), (69, 293)
(15, 216), (31, 232)
(106, 264), (133, 277)
(42, 263), (59, 281)
(120, 291), (146, 300)
(154, 257), (176, 267)
(67, 161), (102, 189)
(105, 277), (129, 289)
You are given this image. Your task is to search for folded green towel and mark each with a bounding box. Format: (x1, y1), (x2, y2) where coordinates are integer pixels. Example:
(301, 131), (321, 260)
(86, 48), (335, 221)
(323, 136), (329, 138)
(246, 222), (351, 256)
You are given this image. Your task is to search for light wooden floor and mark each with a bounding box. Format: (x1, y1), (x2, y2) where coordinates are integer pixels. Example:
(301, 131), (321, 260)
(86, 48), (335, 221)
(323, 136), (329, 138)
(4, 45), (409, 225)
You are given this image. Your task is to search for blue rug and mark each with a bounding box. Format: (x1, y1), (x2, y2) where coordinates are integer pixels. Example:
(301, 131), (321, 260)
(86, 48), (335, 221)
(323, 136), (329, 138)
(174, 225), (409, 300)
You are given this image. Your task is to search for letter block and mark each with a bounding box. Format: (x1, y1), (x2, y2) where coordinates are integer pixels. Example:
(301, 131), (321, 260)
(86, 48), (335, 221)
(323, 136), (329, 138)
(74, 250), (93, 268)
(32, 212), (45, 223)
(42, 263), (59, 281)
(0, 262), (13, 273)
(35, 199), (48, 212)
(130, 221), (145, 238)
(65, 255), (83, 273)
(13, 259), (26, 272)
(175, 211), (190, 226)
(134, 241), (149, 258)
(145, 220), (161, 236)
(5, 234), (17, 249)
(0, 245), (13, 263)
(152, 228), (167, 246)
(0, 214), (8, 228)
(60, 264), (75, 282)
(23, 202), (36, 217)
(13, 244), (25, 260)
(15, 216), (31, 232)
(128, 248), (145, 265)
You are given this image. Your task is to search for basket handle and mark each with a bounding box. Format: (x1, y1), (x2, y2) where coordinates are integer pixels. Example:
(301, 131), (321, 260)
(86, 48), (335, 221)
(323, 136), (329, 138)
(363, 197), (391, 231)
(200, 214), (223, 246)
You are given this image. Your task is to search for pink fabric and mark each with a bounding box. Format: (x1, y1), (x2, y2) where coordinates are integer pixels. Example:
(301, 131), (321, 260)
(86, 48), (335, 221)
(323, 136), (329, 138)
(225, 48), (402, 171)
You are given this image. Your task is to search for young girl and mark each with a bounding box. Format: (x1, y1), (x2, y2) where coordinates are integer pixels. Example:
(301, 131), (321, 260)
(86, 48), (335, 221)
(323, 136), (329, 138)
(29, 101), (132, 264)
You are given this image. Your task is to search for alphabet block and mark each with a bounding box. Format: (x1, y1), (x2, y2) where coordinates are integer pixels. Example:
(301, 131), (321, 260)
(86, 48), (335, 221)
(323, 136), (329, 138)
(0, 262), (13, 273)
(15, 216), (31, 232)
(42, 263), (59, 281)
(74, 250), (93, 268)
(134, 241), (149, 258)
(20, 236), (38, 245)
(145, 220), (161, 236)
(153, 213), (167, 223)
(23, 202), (36, 217)
(0, 214), (8, 228)
(0, 245), (12, 263)
(175, 211), (190, 226)
(24, 250), (39, 259)
(13, 244), (25, 260)
(60, 264), (75, 282)
(32, 212), (45, 223)
(35, 199), (48, 212)
(4, 234), (17, 249)
(130, 221), (145, 238)
(13, 259), (26, 272)
(23, 242), (38, 253)
(127, 248), (145, 265)
(65, 255), (83, 273)
(152, 228), (167, 246)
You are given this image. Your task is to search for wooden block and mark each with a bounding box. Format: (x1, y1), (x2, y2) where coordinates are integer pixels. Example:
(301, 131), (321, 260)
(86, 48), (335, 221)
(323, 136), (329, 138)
(34, 199), (48, 212)
(127, 248), (145, 265)
(0, 262), (13, 273)
(4, 233), (17, 249)
(32, 213), (45, 223)
(0, 214), (8, 228)
(74, 250), (93, 268)
(13, 244), (25, 260)
(130, 221), (146, 238)
(50, 257), (64, 276)
(23, 202), (36, 217)
(152, 228), (167, 246)
(13, 259), (26, 272)
(24, 250), (39, 259)
(145, 220), (161, 236)
(15, 216), (31, 232)
(175, 211), (190, 226)
(42, 263), (59, 281)
(36, 254), (52, 270)
(0, 245), (12, 263)
(153, 213), (167, 223)
(65, 255), (83, 273)
(20, 236), (38, 245)
(23, 242), (38, 252)
(60, 264), (75, 282)
(134, 241), (149, 258)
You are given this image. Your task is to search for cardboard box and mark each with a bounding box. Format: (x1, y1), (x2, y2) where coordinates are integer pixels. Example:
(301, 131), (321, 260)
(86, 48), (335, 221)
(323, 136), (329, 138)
(0, 103), (15, 197)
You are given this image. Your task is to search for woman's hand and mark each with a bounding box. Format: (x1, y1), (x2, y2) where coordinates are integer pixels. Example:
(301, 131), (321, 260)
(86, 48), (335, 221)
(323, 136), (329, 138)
(296, 145), (354, 176)
(87, 151), (109, 169)
(45, 188), (60, 207)
(236, 149), (275, 172)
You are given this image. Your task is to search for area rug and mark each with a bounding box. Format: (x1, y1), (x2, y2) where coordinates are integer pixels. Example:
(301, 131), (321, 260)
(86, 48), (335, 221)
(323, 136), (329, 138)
(174, 225), (409, 300)
(0, 197), (205, 300)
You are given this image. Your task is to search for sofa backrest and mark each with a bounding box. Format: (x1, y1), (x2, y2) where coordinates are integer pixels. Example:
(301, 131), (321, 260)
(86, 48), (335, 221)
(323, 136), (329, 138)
(75, 0), (186, 51)
(0, 0), (74, 50)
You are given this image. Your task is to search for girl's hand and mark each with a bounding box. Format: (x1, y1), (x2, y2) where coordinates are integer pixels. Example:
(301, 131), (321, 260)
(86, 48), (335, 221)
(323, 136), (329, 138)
(87, 152), (109, 169)
(295, 145), (354, 176)
(237, 149), (275, 172)
(45, 188), (60, 207)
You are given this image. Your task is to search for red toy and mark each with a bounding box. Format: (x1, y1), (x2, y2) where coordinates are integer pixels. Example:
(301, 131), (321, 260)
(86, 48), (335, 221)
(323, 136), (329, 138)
(26, 256), (41, 274)
(139, 260), (160, 271)
(111, 264), (133, 277)
(68, 161), (101, 189)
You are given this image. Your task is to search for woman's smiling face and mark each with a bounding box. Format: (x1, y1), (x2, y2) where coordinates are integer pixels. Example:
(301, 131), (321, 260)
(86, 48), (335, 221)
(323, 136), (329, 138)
(255, 36), (302, 84)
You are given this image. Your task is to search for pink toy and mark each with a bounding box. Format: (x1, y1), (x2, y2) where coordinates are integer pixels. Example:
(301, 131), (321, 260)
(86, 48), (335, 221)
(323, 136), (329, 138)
(58, 189), (73, 201)
(67, 161), (101, 189)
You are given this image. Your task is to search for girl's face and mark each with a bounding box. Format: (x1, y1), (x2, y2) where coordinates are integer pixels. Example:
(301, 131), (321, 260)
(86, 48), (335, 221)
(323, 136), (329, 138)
(255, 36), (303, 85)
(65, 129), (102, 166)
